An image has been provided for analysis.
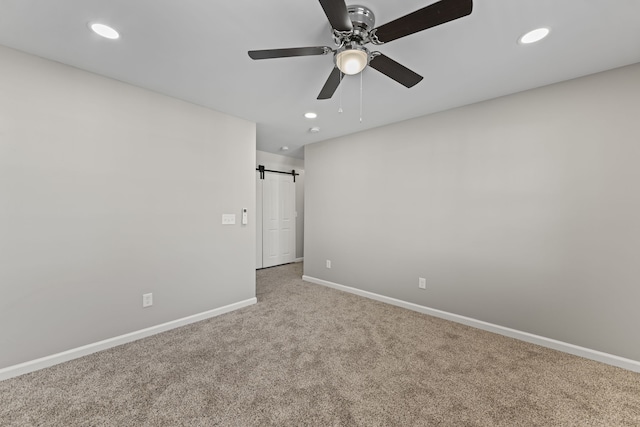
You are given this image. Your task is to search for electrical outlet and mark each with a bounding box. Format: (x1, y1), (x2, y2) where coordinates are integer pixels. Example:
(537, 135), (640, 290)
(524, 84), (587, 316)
(418, 278), (426, 290)
(143, 293), (153, 307)
(326, 260), (332, 269)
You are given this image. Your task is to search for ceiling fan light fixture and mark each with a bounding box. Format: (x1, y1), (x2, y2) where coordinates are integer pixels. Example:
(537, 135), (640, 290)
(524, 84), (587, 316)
(336, 49), (368, 75)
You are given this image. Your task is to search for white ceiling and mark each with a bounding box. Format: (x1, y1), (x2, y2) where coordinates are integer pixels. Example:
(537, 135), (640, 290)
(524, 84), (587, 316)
(1, 0), (639, 159)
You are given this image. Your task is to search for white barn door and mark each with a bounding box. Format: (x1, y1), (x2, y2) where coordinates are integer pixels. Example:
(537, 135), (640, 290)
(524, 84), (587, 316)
(256, 171), (264, 269)
(261, 172), (296, 268)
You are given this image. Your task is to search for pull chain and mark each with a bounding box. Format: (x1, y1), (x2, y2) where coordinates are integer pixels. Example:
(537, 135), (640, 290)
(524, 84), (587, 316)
(338, 71), (344, 114)
(359, 71), (363, 123)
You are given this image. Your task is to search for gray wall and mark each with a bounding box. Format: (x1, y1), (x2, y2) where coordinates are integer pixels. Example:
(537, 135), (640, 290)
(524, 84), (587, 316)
(304, 63), (640, 362)
(256, 151), (304, 260)
(0, 45), (256, 369)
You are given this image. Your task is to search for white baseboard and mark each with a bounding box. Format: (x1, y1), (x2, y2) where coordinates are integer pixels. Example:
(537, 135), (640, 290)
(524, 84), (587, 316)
(0, 297), (257, 382)
(302, 275), (640, 373)
(294, 257), (304, 263)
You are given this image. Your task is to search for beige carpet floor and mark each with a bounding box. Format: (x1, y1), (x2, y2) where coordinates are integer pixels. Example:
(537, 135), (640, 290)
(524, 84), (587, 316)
(1, 262), (639, 426)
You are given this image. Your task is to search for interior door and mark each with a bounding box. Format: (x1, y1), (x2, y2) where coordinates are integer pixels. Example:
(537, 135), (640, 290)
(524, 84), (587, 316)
(256, 171), (263, 269)
(262, 172), (296, 268)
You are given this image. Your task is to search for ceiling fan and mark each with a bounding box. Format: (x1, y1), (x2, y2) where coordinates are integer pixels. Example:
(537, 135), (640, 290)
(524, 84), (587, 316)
(248, 0), (473, 100)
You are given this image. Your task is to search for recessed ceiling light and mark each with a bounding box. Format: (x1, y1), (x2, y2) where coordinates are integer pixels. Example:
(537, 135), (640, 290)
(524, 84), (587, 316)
(309, 127), (320, 133)
(519, 28), (550, 44)
(304, 112), (317, 119)
(90, 23), (120, 40)
(281, 146), (289, 151)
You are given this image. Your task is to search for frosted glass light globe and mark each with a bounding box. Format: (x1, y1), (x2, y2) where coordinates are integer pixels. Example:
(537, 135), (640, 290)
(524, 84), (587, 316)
(336, 49), (368, 75)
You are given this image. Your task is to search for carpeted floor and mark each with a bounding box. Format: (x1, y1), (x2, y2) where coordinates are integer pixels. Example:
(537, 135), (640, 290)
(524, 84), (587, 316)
(1, 262), (639, 426)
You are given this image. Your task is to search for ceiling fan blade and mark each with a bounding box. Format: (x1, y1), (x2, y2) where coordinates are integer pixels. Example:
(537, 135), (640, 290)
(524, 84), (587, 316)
(318, 0), (353, 32)
(369, 53), (423, 88)
(248, 46), (331, 60)
(372, 0), (472, 44)
(317, 67), (342, 100)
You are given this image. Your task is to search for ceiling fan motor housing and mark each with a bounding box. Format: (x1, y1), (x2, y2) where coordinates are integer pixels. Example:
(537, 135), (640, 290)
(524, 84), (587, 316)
(347, 5), (376, 37)
(332, 5), (376, 45)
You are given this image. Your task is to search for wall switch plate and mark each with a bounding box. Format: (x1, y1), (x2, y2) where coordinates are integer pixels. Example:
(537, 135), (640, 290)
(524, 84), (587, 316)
(143, 293), (153, 307)
(326, 260), (331, 269)
(418, 278), (426, 289)
(222, 214), (236, 225)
